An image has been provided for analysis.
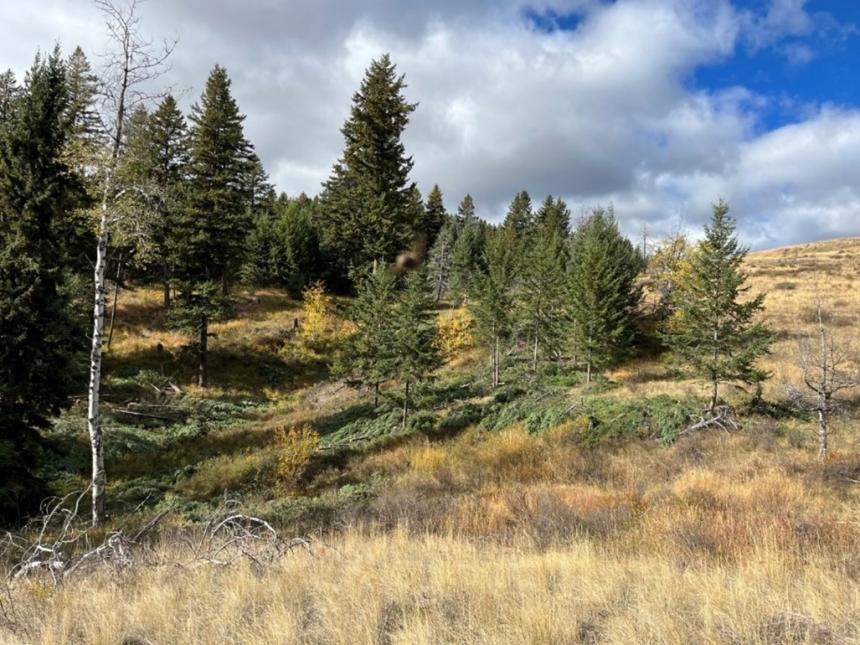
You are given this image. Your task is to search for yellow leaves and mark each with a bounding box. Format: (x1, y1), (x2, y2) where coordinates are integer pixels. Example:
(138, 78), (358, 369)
(273, 424), (320, 493)
(434, 305), (475, 360)
(290, 281), (352, 360)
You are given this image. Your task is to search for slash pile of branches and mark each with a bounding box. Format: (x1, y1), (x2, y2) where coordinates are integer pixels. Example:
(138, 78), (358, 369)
(679, 405), (742, 436)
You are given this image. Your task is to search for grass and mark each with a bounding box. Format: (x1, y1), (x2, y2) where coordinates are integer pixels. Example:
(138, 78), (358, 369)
(5, 238), (860, 643)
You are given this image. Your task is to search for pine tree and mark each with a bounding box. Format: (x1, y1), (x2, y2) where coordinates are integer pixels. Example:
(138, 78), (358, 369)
(427, 216), (457, 302)
(568, 208), (642, 382)
(450, 216), (486, 302)
(664, 200), (773, 412)
(172, 65), (249, 386)
(241, 150), (275, 216)
(391, 270), (440, 427)
(118, 94), (188, 308)
(336, 263), (398, 406)
(535, 195), (571, 239)
(422, 184), (447, 250)
(0, 50), (88, 520)
(470, 228), (518, 388)
(0, 69), (17, 125)
(455, 193), (476, 224)
(183, 65), (252, 296)
(519, 230), (568, 371)
(502, 190), (533, 237)
(318, 54), (421, 277)
(63, 46), (103, 177)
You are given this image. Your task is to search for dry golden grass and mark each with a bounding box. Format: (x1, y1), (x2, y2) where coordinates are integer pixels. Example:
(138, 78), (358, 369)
(8, 239), (859, 644)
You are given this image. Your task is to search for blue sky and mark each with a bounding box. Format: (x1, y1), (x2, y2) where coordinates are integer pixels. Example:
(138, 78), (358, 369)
(1, 0), (859, 249)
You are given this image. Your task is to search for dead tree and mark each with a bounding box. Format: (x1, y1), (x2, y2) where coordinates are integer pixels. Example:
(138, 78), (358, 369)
(785, 301), (859, 460)
(86, 0), (175, 526)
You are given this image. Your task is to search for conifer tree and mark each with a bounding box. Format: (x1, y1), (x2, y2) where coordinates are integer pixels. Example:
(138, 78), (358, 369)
(450, 217), (486, 302)
(535, 195), (571, 239)
(664, 200), (773, 412)
(63, 46), (103, 177)
(391, 270), (440, 427)
(427, 216), (457, 302)
(0, 50), (87, 519)
(568, 208), (642, 382)
(318, 54), (421, 277)
(470, 228), (518, 388)
(455, 193), (476, 224)
(118, 94), (188, 307)
(0, 70), (18, 125)
(422, 184), (447, 250)
(336, 263), (398, 406)
(519, 231), (568, 371)
(502, 190), (533, 237)
(183, 65), (252, 296)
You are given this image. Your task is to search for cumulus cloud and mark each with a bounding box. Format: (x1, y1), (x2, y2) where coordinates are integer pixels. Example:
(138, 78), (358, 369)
(1, 0), (859, 248)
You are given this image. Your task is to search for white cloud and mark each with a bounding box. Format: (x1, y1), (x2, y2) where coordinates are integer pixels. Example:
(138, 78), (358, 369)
(0, 0), (858, 249)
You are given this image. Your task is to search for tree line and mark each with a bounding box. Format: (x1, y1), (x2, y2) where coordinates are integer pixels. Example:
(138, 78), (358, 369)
(0, 1), (776, 524)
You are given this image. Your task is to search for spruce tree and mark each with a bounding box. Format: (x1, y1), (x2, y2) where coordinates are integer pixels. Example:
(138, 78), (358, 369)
(336, 263), (398, 406)
(63, 46), (103, 177)
(664, 200), (773, 412)
(118, 94), (188, 307)
(470, 228), (518, 388)
(318, 54), (421, 277)
(568, 208), (642, 382)
(0, 70), (17, 125)
(183, 65), (252, 296)
(450, 217), (486, 302)
(455, 193), (476, 224)
(172, 65), (249, 386)
(427, 216), (457, 302)
(502, 190), (533, 237)
(535, 195), (571, 239)
(519, 230), (568, 371)
(0, 50), (87, 519)
(391, 270), (440, 427)
(422, 184), (447, 250)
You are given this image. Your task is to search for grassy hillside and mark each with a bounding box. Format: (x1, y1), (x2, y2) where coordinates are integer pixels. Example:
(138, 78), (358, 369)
(4, 238), (860, 644)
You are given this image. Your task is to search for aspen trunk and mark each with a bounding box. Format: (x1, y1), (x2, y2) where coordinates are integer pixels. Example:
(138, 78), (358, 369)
(106, 257), (122, 351)
(817, 408), (828, 460)
(86, 207), (109, 526)
(532, 336), (539, 372)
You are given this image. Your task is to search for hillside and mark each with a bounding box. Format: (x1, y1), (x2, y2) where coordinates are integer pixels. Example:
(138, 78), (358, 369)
(4, 237), (860, 644)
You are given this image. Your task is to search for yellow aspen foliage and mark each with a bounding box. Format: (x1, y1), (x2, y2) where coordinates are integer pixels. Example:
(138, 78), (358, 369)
(273, 424), (320, 492)
(434, 306), (475, 360)
(294, 281), (352, 358)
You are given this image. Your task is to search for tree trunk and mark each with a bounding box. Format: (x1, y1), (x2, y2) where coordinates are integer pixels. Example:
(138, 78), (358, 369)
(374, 381), (380, 408)
(106, 256), (122, 351)
(402, 381), (410, 430)
(817, 407), (828, 460)
(709, 327), (719, 414)
(585, 338), (593, 383)
(86, 208), (109, 527)
(198, 316), (208, 388)
(162, 263), (171, 311)
(709, 375), (718, 414)
(221, 272), (229, 298)
(532, 336), (539, 372)
(491, 324), (499, 389)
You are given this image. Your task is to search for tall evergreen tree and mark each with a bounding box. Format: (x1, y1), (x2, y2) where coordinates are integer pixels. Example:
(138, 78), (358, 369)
(63, 46), (103, 177)
(470, 228), (518, 388)
(0, 70), (17, 125)
(568, 208), (642, 382)
(535, 195), (571, 239)
(335, 263), (398, 406)
(450, 216), (486, 302)
(664, 200), (773, 412)
(502, 190), (533, 237)
(183, 65), (252, 296)
(455, 193), (476, 224)
(172, 65), (249, 386)
(118, 94), (188, 308)
(519, 231), (568, 371)
(318, 54), (421, 277)
(391, 270), (440, 427)
(422, 184), (447, 251)
(427, 216), (457, 302)
(0, 50), (88, 520)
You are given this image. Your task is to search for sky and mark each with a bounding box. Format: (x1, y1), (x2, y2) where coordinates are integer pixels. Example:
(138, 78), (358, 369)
(1, 0), (860, 249)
